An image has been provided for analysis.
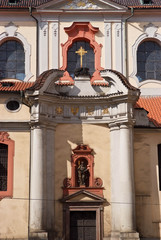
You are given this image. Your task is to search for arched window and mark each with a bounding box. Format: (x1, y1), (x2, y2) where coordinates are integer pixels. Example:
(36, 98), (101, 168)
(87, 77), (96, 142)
(0, 132), (14, 199)
(137, 40), (161, 82)
(0, 40), (25, 81)
(0, 143), (8, 191)
(67, 41), (95, 78)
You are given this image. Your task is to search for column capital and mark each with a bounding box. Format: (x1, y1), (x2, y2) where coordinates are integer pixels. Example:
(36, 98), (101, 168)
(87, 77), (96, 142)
(30, 122), (57, 131)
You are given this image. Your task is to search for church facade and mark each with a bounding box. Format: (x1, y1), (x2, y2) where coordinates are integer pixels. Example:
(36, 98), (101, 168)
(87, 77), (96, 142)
(0, 0), (161, 240)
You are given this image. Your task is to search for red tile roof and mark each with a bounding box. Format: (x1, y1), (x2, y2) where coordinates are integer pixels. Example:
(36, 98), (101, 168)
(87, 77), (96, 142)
(135, 96), (161, 127)
(1, 0), (161, 8)
(0, 81), (34, 91)
(0, 0), (53, 8)
(111, 0), (161, 7)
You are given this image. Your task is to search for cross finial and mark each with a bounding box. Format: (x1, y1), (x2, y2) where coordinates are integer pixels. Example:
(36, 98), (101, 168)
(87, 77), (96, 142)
(75, 46), (87, 68)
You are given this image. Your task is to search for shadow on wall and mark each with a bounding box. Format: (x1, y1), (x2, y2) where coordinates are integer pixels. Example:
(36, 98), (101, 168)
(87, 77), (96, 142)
(54, 123), (83, 238)
(134, 131), (160, 239)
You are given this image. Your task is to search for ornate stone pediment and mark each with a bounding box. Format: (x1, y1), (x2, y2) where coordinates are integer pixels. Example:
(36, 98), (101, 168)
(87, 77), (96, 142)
(37, 0), (126, 11)
(61, 190), (106, 203)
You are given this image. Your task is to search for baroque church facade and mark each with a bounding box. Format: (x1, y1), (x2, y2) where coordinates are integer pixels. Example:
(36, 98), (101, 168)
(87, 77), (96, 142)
(1, 0), (161, 240)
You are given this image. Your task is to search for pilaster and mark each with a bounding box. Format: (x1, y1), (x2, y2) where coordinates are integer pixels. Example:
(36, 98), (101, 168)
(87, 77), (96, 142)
(51, 22), (59, 69)
(114, 22), (123, 73)
(104, 22), (112, 69)
(39, 21), (49, 74)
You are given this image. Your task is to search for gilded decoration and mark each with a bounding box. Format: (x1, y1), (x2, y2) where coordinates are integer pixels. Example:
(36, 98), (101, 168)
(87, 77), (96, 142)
(87, 107), (94, 115)
(103, 107), (109, 115)
(56, 106), (63, 115)
(71, 106), (79, 115)
(65, 0), (99, 9)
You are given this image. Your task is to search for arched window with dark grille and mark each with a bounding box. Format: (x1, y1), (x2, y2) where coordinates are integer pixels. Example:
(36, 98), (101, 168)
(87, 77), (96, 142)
(67, 41), (95, 78)
(137, 40), (161, 82)
(0, 132), (14, 199)
(0, 40), (25, 80)
(158, 144), (161, 191)
(0, 143), (8, 191)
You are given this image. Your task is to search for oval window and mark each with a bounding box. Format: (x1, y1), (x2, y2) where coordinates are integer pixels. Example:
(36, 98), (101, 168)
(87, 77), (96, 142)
(6, 100), (20, 111)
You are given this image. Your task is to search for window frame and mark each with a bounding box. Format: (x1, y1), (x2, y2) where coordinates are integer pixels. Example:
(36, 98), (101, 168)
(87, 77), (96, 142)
(60, 22), (103, 84)
(136, 40), (161, 82)
(0, 132), (14, 199)
(0, 22), (32, 81)
(0, 39), (25, 81)
(131, 26), (161, 87)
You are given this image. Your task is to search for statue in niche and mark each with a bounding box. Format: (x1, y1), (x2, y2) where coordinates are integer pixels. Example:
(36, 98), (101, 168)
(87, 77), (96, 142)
(77, 160), (89, 186)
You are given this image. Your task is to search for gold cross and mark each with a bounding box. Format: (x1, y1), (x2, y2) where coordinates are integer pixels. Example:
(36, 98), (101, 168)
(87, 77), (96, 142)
(75, 46), (87, 68)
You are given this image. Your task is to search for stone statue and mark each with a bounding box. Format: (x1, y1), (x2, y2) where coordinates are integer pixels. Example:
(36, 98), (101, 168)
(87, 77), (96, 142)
(77, 161), (89, 186)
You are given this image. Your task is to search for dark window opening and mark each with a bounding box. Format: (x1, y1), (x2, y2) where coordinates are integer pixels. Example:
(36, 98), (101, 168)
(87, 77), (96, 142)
(6, 100), (20, 111)
(67, 41), (95, 78)
(137, 41), (161, 82)
(8, 0), (19, 4)
(158, 144), (161, 191)
(0, 143), (8, 191)
(142, 0), (152, 4)
(0, 40), (25, 81)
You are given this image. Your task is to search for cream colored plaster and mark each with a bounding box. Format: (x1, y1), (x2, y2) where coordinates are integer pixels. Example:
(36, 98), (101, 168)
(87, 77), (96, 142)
(0, 131), (30, 238)
(134, 130), (161, 238)
(54, 123), (111, 237)
(0, 95), (30, 121)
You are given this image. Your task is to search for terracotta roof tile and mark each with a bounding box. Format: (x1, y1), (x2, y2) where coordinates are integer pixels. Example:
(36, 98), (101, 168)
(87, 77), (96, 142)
(0, 0), (53, 8)
(0, 81), (34, 91)
(135, 96), (161, 127)
(101, 69), (138, 91)
(28, 69), (64, 91)
(1, 0), (161, 8)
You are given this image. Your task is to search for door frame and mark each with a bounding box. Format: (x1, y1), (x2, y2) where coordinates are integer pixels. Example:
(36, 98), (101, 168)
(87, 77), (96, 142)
(63, 204), (103, 240)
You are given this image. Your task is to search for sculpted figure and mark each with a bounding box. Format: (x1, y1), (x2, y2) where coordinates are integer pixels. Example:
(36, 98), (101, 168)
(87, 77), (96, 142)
(77, 161), (89, 186)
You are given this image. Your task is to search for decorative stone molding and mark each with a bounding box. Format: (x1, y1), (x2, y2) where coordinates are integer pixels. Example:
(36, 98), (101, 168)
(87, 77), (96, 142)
(63, 0), (100, 9)
(60, 22), (103, 84)
(39, 21), (49, 74)
(0, 22), (32, 81)
(63, 144), (104, 197)
(114, 23), (123, 73)
(131, 23), (161, 87)
(51, 22), (59, 69)
(104, 22), (112, 69)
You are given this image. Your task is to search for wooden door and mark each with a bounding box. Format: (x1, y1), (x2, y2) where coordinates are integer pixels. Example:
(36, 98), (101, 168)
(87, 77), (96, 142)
(70, 211), (96, 240)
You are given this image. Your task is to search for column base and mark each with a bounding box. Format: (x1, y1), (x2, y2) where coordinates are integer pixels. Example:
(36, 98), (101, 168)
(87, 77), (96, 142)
(29, 231), (48, 240)
(105, 231), (140, 240)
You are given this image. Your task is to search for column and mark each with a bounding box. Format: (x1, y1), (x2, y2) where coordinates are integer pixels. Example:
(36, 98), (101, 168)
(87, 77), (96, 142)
(30, 125), (45, 232)
(45, 126), (56, 231)
(119, 123), (136, 232)
(109, 122), (137, 238)
(109, 123), (121, 233)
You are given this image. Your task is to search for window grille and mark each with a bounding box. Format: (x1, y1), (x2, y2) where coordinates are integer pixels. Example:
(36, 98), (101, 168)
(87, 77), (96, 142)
(0, 143), (8, 191)
(0, 40), (25, 81)
(137, 41), (161, 82)
(67, 41), (95, 78)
